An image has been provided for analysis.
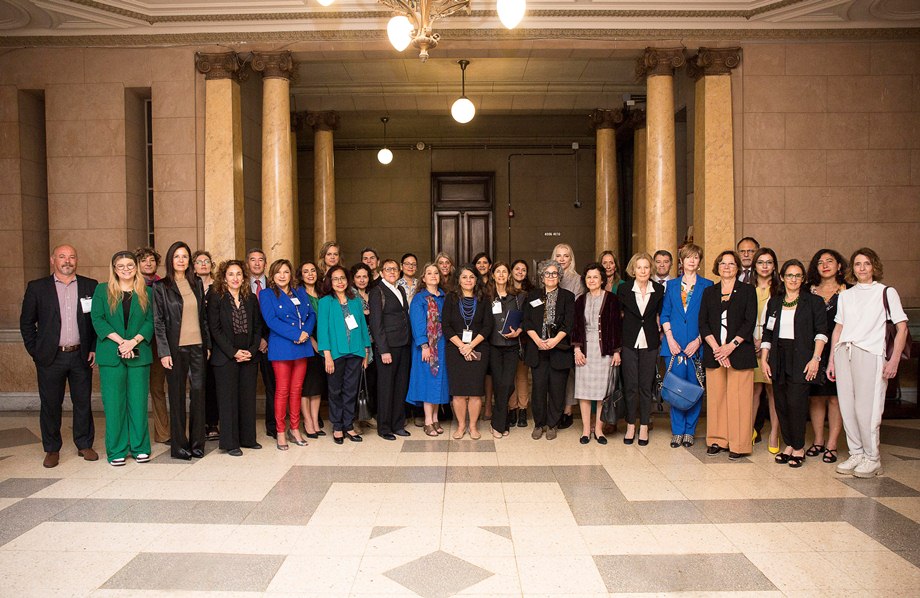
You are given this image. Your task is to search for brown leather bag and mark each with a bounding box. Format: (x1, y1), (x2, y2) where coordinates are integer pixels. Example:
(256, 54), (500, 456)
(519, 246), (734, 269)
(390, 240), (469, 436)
(883, 287), (912, 361)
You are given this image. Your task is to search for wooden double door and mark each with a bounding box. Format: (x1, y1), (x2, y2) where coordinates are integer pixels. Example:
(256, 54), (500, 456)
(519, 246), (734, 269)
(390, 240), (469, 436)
(432, 172), (494, 266)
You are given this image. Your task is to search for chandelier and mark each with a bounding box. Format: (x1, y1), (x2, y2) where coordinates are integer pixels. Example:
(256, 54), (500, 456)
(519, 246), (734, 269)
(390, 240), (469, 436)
(315, 0), (526, 62)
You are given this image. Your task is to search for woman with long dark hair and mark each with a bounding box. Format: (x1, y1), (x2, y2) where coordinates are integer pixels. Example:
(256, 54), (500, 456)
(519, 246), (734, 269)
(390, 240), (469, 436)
(751, 247), (781, 453)
(153, 241), (210, 460)
(508, 259), (534, 427)
(296, 261), (325, 438)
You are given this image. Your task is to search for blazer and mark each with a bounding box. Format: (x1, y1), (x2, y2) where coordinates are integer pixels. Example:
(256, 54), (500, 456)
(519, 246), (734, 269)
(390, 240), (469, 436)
(20, 274), (98, 367)
(571, 291), (623, 356)
(368, 282), (411, 354)
(761, 292), (828, 384)
(90, 284), (154, 367)
(207, 290), (263, 368)
(698, 281), (757, 370)
(659, 276), (714, 357)
(442, 293), (494, 346)
(521, 287), (575, 370)
(260, 286), (316, 361)
(153, 275), (211, 357)
(316, 294), (371, 360)
(617, 279), (665, 350)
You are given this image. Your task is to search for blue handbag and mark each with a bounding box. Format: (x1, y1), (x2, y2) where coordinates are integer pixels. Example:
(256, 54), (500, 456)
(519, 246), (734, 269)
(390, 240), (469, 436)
(660, 355), (704, 411)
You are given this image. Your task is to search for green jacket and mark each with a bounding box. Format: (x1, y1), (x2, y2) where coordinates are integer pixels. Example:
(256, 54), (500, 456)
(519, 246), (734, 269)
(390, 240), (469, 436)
(91, 284), (154, 367)
(317, 295), (371, 360)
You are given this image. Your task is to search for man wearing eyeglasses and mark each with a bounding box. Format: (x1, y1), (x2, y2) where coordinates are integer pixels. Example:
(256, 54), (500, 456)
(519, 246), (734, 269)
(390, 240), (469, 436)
(736, 237), (760, 284)
(20, 245), (99, 468)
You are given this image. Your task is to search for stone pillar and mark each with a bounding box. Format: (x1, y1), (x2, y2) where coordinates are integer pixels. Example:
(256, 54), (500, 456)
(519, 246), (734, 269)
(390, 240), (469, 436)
(637, 47), (684, 260)
(290, 113), (301, 263)
(689, 48), (742, 273)
(195, 52), (245, 263)
(305, 111), (340, 261)
(252, 51), (295, 264)
(590, 109), (624, 258)
(631, 110), (647, 256)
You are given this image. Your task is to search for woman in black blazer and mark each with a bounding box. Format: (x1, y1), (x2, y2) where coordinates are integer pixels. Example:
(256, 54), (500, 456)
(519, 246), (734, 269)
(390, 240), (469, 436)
(522, 259), (575, 440)
(698, 250), (757, 459)
(760, 259), (827, 467)
(153, 241), (210, 460)
(617, 253), (664, 445)
(208, 260), (264, 456)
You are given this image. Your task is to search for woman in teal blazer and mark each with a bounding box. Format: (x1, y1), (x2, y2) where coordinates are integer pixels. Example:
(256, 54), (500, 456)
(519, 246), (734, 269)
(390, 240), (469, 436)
(316, 265), (371, 444)
(91, 251), (154, 465)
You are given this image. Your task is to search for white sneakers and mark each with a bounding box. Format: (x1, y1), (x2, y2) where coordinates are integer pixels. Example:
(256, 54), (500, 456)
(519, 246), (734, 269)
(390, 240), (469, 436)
(836, 453), (883, 478)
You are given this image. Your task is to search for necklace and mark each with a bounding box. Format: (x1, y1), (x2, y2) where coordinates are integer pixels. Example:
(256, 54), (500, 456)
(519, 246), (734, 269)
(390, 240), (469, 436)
(782, 296), (799, 308)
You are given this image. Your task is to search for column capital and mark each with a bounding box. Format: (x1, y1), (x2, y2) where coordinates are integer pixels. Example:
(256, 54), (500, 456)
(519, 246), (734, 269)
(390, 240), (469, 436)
(636, 47), (686, 80)
(305, 111), (340, 132)
(629, 108), (646, 130)
(687, 47), (742, 80)
(590, 108), (625, 131)
(195, 51), (242, 81)
(251, 51), (295, 80)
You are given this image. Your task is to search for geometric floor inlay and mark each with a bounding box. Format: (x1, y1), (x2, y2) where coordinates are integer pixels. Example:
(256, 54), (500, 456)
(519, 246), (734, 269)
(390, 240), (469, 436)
(101, 552), (286, 591)
(383, 550), (494, 598)
(594, 554), (777, 592)
(0, 427), (40, 449)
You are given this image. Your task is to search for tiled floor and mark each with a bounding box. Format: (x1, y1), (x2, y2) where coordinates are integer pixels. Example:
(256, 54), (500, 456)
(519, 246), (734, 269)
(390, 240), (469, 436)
(1, 411), (919, 597)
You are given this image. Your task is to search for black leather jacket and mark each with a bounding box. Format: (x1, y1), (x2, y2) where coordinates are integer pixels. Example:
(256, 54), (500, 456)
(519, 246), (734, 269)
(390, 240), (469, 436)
(153, 276), (210, 356)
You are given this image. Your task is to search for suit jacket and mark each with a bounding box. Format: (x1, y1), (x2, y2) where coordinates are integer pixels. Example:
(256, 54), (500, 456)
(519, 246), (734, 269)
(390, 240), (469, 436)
(521, 288), (575, 370)
(761, 292), (828, 384)
(90, 284), (154, 367)
(571, 291), (622, 356)
(659, 276), (714, 357)
(20, 274), (98, 367)
(152, 275), (211, 357)
(207, 290), (263, 367)
(698, 281), (757, 370)
(368, 282), (410, 354)
(617, 279), (665, 350)
(260, 286), (316, 361)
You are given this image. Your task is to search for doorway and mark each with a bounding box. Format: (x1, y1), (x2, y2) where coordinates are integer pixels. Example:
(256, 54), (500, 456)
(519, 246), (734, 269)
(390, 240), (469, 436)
(431, 172), (494, 265)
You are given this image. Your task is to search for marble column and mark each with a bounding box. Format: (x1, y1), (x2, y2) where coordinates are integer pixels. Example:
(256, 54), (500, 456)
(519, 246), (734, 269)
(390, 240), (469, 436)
(637, 47), (684, 260)
(590, 109), (624, 258)
(291, 113), (301, 263)
(689, 48), (742, 274)
(252, 51), (295, 264)
(631, 110), (647, 256)
(195, 52), (245, 262)
(306, 111), (340, 262)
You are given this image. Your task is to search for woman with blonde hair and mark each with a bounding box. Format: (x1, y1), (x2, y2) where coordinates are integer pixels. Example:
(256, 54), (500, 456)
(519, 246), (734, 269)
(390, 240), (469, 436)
(552, 242), (583, 429)
(91, 251), (154, 465)
(318, 241), (341, 276)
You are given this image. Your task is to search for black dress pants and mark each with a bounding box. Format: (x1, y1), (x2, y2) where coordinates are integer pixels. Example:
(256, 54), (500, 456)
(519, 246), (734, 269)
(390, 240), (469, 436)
(773, 341), (811, 451)
(36, 349), (95, 452)
(256, 350), (276, 435)
(490, 344), (519, 433)
(203, 347), (219, 429)
(530, 353), (569, 429)
(375, 344), (410, 435)
(166, 345), (205, 456)
(327, 355), (363, 432)
(214, 359), (258, 450)
(622, 346), (658, 425)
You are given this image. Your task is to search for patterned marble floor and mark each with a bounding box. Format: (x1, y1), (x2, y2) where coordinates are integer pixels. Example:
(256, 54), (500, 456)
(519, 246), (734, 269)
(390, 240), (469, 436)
(1, 410), (919, 598)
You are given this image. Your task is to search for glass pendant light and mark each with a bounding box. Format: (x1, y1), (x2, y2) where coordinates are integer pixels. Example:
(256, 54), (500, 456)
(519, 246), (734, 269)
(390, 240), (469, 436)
(496, 0), (526, 29)
(450, 60), (475, 124)
(377, 116), (393, 165)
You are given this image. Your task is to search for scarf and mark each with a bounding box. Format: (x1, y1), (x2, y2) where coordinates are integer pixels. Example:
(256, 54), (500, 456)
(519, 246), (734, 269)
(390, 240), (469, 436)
(426, 294), (442, 376)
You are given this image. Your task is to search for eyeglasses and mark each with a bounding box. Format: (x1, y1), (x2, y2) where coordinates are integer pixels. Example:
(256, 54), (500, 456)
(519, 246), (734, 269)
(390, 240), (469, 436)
(402, 261), (417, 267)
(543, 271), (559, 278)
(382, 267), (399, 273)
(755, 260), (774, 266)
(194, 259), (211, 266)
(331, 276), (348, 283)
(114, 264), (136, 272)
(784, 273), (804, 280)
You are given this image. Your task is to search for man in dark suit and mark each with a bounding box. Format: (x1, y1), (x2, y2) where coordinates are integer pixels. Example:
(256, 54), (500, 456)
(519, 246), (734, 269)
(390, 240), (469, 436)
(19, 245), (99, 468)
(246, 248), (277, 438)
(368, 259), (412, 440)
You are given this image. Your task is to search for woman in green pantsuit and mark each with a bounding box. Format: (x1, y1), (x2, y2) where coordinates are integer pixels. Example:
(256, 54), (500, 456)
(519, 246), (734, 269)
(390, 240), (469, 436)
(91, 251), (154, 466)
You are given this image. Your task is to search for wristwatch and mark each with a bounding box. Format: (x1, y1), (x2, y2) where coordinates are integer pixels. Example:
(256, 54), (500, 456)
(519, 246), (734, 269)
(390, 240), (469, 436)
(811, 356), (821, 362)
(732, 339), (740, 347)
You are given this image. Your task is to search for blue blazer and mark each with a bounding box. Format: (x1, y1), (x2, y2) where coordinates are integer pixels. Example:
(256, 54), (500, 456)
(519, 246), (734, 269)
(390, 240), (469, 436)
(259, 286), (316, 361)
(659, 276), (713, 357)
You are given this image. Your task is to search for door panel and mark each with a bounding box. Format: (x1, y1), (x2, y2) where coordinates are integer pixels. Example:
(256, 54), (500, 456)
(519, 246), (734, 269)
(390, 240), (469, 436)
(432, 173), (495, 265)
(434, 211), (461, 264)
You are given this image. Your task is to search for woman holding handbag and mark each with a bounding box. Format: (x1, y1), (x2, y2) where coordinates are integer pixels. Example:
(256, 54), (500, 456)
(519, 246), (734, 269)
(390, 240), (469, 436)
(572, 263), (622, 445)
(760, 259), (827, 468)
(660, 244), (712, 448)
(827, 247), (909, 478)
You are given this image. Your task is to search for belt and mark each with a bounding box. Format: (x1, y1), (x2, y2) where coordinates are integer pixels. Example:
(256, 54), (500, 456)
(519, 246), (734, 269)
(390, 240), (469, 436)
(59, 344), (80, 353)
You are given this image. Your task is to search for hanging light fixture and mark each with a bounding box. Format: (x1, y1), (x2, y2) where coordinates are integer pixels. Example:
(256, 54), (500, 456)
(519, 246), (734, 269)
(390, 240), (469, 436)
(377, 116), (393, 165)
(314, 0), (525, 61)
(451, 60), (475, 124)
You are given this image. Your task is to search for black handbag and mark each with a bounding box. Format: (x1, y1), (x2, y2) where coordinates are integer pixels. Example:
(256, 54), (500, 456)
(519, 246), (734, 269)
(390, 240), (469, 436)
(600, 365), (625, 425)
(356, 369), (373, 421)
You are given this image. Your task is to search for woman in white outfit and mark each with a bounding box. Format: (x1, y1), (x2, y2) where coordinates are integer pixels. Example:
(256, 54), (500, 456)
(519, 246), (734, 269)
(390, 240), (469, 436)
(827, 247), (909, 478)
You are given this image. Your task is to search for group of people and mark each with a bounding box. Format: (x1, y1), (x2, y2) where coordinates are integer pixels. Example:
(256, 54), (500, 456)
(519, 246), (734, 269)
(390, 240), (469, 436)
(20, 238), (909, 478)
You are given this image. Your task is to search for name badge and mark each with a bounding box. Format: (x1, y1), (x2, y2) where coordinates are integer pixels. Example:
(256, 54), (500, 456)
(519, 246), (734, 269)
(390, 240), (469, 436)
(766, 316), (776, 331)
(530, 298), (543, 307)
(492, 301), (502, 315)
(80, 297), (93, 313)
(345, 314), (358, 331)
(462, 329), (473, 344)
(290, 297), (301, 306)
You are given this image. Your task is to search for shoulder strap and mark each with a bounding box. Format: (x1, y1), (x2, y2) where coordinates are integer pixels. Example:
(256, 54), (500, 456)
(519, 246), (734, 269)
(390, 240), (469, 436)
(883, 286), (892, 321)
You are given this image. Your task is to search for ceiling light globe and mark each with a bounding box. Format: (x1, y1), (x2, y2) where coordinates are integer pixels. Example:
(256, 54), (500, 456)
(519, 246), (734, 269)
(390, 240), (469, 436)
(316, 0), (335, 6)
(377, 147), (393, 165)
(497, 0), (526, 29)
(451, 97), (476, 124)
(387, 16), (413, 52)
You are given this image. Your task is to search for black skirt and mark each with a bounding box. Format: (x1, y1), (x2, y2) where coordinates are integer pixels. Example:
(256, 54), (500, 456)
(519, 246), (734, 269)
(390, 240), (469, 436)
(446, 343), (490, 396)
(302, 354), (327, 396)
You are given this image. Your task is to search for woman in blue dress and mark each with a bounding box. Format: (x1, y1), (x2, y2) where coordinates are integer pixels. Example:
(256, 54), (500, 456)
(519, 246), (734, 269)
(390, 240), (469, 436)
(407, 262), (449, 435)
(660, 243), (713, 448)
